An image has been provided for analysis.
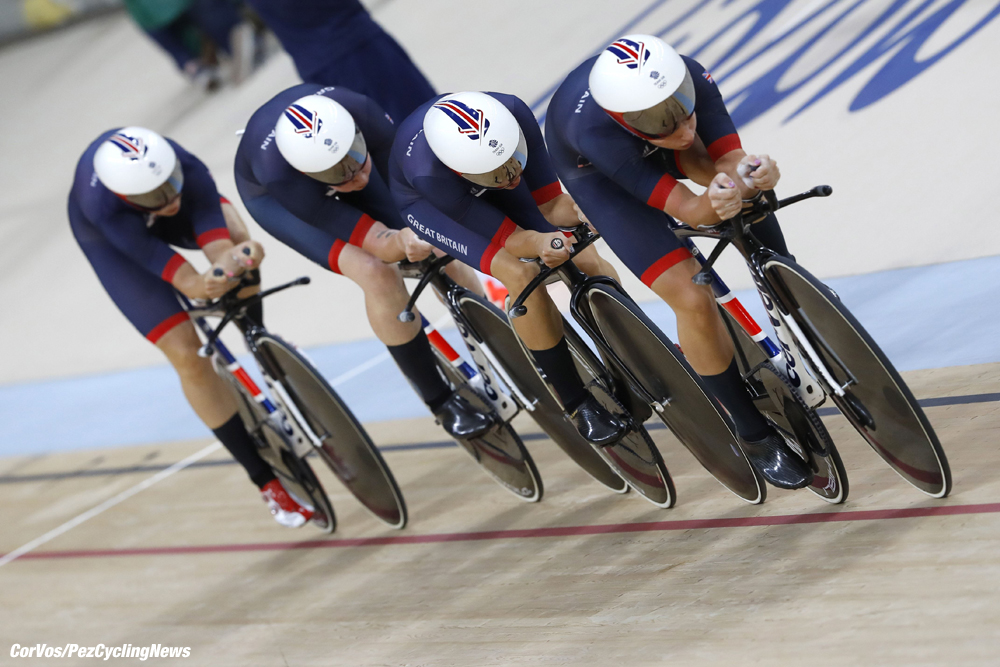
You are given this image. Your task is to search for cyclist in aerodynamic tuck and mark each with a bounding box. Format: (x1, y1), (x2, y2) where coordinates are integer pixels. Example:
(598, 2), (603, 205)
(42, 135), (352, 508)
(388, 91), (629, 448)
(235, 84), (495, 443)
(543, 35), (812, 489)
(69, 127), (316, 527)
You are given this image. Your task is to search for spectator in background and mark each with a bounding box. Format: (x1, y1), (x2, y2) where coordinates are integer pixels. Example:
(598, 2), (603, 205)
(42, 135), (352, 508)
(123, 0), (245, 90)
(246, 0), (436, 123)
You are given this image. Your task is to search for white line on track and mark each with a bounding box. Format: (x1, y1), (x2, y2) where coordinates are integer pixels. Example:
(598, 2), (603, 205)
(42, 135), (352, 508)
(0, 442), (222, 568)
(0, 311), (464, 567)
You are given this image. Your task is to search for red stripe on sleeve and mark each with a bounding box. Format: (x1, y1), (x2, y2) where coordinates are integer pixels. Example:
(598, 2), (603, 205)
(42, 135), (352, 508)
(479, 217), (517, 275)
(146, 312), (190, 343)
(348, 213), (376, 247)
(196, 228), (231, 247)
(219, 195), (231, 206)
(160, 254), (188, 282)
(673, 153), (687, 178)
(327, 239), (347, 274)
(706, 134), (742, 162)
(647, 174), (678, 210)
(639, 248), (693, 287)
(531, 181), (562, 206)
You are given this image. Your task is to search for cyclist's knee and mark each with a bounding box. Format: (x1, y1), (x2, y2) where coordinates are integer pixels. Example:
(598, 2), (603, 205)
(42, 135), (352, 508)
(490, 252), (539, 293)
(356, 254), (404, 295)
(157, 324), (212, 379)
(651, 262), (716, 317)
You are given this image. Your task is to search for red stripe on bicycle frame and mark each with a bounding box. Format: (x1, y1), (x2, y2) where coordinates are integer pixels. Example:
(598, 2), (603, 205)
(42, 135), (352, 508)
(640, 248), (692, 287)
(720, 297), (762, 337)
(426, 328), (460, 363)
(232, 366), (265, 399)
(145, 312), (189, 343)
(349, 213), (376, 247)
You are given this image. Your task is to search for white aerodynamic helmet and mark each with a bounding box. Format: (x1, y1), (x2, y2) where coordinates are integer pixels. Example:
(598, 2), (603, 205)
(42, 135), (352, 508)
(589, 34), (696, 139)
(275, 95), (368, 185)
(423, 92), (527, 189)
(93, 127), (183, 209)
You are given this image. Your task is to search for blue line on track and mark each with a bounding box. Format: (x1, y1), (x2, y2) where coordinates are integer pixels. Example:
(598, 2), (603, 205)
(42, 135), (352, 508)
(1, 392), (993, 485)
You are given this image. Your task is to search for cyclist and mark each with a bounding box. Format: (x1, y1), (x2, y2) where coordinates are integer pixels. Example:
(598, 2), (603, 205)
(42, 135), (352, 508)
(544, 34), (811, 489)
(234, 84), (493, 441)
(245, 0), (435, 123)
(69, 127), (316, 527)
(388, 91), (626, 446)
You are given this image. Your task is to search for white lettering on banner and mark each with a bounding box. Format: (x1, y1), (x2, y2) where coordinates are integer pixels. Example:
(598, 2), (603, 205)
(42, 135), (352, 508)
(406, 214), (468, 256)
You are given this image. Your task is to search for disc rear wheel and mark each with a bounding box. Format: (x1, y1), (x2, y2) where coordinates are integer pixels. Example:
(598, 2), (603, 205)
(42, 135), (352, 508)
(720, 308), (848, 503)
(562, 326), (676, 508)
(430, 343), (543, 502)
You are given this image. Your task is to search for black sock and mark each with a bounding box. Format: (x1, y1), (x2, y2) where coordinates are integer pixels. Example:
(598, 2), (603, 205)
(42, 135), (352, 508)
(212, 413), (275, 489)
(387, 330), (452, 411)
(701, 358), (771, 441)
(751, 213), (793, 260)
(532, 337), (589, 411)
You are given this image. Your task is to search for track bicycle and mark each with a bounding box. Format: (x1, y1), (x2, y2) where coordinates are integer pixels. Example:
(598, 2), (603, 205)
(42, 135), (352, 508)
(508, 227), (768, 507)
(181, 273), (408, 531)
(674, 186), (951, 500)
(397, 257), (630, 500)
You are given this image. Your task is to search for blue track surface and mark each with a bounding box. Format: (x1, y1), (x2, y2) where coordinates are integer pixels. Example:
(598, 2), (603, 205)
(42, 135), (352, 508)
(3, 256), (998, 457)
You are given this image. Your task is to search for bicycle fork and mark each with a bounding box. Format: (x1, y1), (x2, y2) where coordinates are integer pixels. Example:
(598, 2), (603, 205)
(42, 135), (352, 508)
(421, 314), (523, 423)
(684, 241), (826, 409)
(193, 315), (318, 459)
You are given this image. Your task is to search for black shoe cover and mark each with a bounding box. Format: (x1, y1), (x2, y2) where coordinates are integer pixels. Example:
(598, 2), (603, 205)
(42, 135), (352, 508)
(434, 392), (494, 440)
(568, 395), (627, 447)
(741, 430), (813, 489)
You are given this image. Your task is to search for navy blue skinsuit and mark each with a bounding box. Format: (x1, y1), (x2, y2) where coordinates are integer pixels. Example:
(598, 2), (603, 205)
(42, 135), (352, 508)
(545, 56), (747, 288)
(68, 131), (232, 342)
(235, 83), (403, 273)
(388, 93), (564, 275)
(246, 0), (436, 123)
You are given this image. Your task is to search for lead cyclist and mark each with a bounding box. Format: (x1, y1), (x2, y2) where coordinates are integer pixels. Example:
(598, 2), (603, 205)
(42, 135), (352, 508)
(544, 34), (812, 490)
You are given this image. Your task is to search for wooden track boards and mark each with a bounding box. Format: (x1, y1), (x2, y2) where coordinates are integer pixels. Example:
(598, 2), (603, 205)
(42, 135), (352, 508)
(1, 363), (998, 666)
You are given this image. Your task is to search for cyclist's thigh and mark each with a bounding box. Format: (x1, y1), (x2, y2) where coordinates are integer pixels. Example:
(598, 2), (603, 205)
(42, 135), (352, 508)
(71, 217), (189, 344)
(565, 173), (692, 289)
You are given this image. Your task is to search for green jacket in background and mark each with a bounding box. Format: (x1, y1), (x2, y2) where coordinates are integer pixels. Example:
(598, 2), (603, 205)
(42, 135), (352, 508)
(122, 0), (193, 31)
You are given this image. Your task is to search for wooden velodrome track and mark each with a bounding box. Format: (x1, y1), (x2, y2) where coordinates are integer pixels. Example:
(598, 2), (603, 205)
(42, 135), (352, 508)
(2, 362), (998, 665)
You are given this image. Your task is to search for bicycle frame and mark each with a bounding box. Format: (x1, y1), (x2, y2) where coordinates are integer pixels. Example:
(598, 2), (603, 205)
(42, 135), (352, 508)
(399, 261), (526, 423)
(668, 186), (839, 409)
(180, 294), (324, 460)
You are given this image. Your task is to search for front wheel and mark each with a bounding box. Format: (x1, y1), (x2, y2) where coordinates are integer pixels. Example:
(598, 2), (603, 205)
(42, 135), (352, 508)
(763, 257), (951, 497)
(456, 292), (629, 494)
(254, 334), (409, 528)
(212, 356), (335, 533)
(584, 282), (766, 504)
